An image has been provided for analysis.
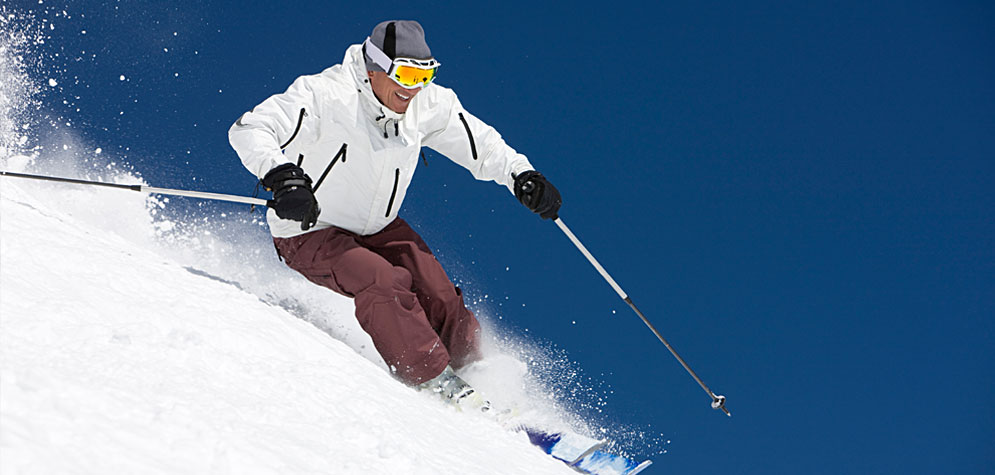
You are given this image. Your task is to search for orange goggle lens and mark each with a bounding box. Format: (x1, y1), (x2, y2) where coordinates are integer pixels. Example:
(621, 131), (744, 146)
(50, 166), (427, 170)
(391, 64), (437, 88)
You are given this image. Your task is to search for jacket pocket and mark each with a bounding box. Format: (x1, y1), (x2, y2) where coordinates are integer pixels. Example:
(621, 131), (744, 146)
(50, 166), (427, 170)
(280, 107), (307, 149)
(312, 143), (347, 192)
(385, 168), (400, 218)
(458, 112), (478, 160)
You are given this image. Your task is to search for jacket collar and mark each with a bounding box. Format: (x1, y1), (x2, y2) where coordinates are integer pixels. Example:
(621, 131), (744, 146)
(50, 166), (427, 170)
(345, 44), (405, 123)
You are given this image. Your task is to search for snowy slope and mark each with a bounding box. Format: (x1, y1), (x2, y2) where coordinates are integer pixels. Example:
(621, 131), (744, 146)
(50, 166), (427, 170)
(0, 175), (580, 474)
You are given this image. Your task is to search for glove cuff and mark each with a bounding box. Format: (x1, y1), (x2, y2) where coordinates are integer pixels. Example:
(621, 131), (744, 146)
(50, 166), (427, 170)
(262, 163), (313, 191)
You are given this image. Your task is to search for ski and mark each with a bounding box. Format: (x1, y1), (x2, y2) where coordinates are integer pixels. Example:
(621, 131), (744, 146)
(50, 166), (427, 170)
(520, 427), (653, 475)
(520, 426), (604, 464)
(572, 448), (653, 475)
(467, 387), (649, 473)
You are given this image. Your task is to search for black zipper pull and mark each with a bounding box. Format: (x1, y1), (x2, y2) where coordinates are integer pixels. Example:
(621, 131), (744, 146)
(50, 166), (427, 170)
(385, 168), (400, 217)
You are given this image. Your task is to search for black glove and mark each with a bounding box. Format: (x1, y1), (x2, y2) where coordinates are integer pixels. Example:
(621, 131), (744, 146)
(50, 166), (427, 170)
(262, 163), (320, 231)
(514, 170), (561, 220)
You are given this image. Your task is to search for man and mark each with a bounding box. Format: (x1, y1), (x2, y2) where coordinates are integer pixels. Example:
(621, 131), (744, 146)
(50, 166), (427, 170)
(229, 20), (560, 409)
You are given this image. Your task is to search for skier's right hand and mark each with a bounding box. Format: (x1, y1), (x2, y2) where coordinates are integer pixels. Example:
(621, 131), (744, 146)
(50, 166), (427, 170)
(262, 163), (320, 231)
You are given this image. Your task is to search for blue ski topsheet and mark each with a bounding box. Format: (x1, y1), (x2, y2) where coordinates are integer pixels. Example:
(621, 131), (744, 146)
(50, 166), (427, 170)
(522, 426), (603, 464)
(573, 448), (653, 475)
(521, 426), (652, 474)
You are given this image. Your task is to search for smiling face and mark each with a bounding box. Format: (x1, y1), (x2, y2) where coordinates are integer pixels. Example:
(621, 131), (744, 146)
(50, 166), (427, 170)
(367, 70), (421, 114)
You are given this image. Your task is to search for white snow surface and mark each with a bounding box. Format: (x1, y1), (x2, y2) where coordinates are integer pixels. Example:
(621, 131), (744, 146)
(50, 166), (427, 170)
(0, 176), (579, 474)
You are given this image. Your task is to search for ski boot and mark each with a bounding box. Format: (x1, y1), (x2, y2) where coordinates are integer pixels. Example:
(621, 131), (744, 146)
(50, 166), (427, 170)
(418, 365), (491, 413)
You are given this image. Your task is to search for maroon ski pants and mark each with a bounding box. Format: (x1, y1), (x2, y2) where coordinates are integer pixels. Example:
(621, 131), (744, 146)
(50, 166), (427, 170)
(273, 218), (482, 385)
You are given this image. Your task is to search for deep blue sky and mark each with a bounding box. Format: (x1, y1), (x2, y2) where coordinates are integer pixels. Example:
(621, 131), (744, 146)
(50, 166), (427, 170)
(22, 1), (995, 473)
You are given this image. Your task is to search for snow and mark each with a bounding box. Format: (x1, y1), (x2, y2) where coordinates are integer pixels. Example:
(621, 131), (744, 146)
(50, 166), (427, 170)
(0, 171), (580, 474)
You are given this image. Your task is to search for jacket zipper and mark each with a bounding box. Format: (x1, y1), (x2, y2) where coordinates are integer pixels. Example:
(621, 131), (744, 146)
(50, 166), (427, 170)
(280, 107), (307, 149)
(312, 143), (347, 192)
(458, 112), (478, 160)
(385, 168), (400, 218)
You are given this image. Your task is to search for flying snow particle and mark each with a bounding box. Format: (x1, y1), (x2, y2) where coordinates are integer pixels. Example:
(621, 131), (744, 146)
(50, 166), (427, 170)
(119, 75), (126, 81)
(95, 148), (102, 154)
(48, 78), (58, 87)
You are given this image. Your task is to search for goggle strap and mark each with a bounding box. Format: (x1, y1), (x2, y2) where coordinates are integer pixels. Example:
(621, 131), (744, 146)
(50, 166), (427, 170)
(363, 37), (394, 73)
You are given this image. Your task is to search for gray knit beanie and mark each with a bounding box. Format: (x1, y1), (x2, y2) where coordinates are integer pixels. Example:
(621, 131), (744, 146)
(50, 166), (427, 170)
(363, 20), (433, 72)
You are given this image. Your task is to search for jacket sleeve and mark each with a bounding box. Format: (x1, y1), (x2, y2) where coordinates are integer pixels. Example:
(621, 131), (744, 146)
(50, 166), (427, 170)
(228, 75), (319, 179)
(421, 86), (534, 194)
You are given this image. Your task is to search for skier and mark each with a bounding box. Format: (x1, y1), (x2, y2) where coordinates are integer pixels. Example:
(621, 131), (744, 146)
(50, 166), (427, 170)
(229, 20), (561, 409)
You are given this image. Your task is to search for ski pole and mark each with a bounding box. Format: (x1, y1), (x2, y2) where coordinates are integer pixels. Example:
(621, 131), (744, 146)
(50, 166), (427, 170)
(0, 170), (270, 207)
(553, 217), (730, 416)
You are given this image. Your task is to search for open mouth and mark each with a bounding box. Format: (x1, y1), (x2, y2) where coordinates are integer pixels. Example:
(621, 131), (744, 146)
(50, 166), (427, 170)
(395, 91), (411, 101)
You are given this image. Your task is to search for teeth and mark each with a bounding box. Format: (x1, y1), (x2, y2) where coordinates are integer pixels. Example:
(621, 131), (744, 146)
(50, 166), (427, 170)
(396, 92), (410, 100)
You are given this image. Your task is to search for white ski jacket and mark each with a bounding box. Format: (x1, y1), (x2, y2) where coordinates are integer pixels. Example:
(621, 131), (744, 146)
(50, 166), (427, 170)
(229, 44), (535, 238)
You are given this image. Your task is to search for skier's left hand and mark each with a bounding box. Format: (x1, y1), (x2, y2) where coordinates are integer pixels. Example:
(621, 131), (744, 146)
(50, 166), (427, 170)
(514, 170), (561, 220)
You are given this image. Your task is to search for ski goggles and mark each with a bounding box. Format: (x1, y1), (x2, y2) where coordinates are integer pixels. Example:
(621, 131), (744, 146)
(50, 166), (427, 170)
(363, 37), (440, 89)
